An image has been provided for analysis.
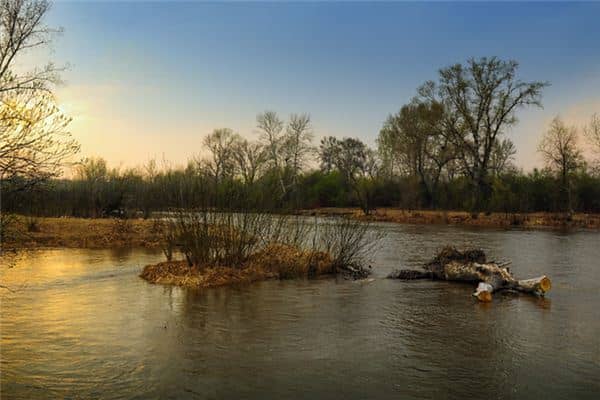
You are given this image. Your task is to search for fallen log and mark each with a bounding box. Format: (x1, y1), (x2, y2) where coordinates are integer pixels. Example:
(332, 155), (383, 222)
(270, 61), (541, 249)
(387, 246), (551, 302)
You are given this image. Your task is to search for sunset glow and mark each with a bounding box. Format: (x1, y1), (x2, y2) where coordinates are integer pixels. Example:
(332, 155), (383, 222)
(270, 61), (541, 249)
(43, 1), (600, 170)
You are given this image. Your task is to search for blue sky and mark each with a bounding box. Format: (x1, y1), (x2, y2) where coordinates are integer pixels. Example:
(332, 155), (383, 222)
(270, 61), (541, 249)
(43, 1), (600, 169)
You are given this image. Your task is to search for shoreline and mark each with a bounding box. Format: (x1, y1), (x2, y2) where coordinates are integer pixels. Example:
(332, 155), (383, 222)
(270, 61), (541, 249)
(299, 208), (600, 230)
(3, 209), (599, 251)
(2, 217), (163, 249)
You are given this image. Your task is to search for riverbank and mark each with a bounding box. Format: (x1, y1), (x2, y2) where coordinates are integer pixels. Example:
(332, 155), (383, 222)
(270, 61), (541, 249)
(2, 216), (163, 249)
(140, 243), (337, 288)
(3, 209), (598, 251)
(300, 208), (600, 229)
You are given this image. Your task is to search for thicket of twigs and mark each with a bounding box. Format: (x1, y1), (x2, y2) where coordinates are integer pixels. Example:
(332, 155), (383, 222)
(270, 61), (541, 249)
(154, 210), (381, 279)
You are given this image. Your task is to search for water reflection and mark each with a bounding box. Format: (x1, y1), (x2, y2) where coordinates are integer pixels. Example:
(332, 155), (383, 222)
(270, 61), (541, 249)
(1, 224), (600, 399)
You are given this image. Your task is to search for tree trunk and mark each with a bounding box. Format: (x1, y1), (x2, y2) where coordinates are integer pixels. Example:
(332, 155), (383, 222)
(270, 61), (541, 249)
(387, 247), (551, 302)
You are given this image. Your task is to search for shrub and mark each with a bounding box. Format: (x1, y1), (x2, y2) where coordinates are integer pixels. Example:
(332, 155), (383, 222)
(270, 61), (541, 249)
(158, 210), (383, 276)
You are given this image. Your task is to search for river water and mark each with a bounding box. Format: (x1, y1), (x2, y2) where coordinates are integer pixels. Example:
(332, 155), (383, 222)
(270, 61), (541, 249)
(1, 223), (599, 399)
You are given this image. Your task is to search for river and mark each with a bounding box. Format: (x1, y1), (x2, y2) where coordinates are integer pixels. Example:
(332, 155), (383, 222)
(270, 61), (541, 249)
(1, 223), (599, 399)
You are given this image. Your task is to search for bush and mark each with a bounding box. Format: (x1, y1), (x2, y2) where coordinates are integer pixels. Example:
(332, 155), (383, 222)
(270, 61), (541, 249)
(158, 210), (382, 277)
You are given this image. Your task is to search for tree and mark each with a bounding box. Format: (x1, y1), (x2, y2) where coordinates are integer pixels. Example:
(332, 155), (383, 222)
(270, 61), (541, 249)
(418, 57), (548, 210)
(378, 100), (454, 207)
(282, 113), (313, 187)
(489, 138), (516, 176)
(0, 90), (78, 193)
(319, 136), (338, 174)
(74, 157), (108, 217)
(257, 110), (286, 195)
(0, 0), (78, 195)
(319, 136), (380, 215)
(232, 138), (266, 186)
(584, 113), (600, 171)
(538, 117), (583, 212)
(201, 128), (239, 187)
(257, 111), (314, 201)
(0, 0), (63, 94)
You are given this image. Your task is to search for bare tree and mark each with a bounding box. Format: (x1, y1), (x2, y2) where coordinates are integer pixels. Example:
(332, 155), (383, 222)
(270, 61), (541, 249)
(419, 57), (548, 209)
(0, 0), (77, 195)
(257, 110), (286, 194)
(283, 113), (313, 187)
(0, 0), (64, 94)
(538, 117), (583, 212)
(232, 138), (266, 186)
(584, 113), (600, 171)
(74, 157), (108, 217)
(201, 128), (239, 186)
(0, 90), (78, 193)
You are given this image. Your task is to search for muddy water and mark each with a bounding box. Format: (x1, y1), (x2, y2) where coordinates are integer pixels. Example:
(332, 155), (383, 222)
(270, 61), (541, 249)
(1, 223), (599, 399)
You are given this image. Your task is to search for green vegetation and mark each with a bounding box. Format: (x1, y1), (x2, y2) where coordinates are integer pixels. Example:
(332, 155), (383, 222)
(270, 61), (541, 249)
(3, 148), (599, 218)
(1, 1), (599, 236)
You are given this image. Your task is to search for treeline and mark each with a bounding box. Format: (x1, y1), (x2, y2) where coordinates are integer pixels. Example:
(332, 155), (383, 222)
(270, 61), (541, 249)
(4, 166), (600, 217)
(3, 137), (600, 217)
(2, 6), (600, 221)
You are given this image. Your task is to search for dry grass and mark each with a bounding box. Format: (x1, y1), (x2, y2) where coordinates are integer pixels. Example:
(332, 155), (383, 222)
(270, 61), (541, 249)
(3, 216), (163, 249)
(140, 261), (278, 288)
(302, 208), (600, 229)
(140, 243), (337, 288)
(247, 243), (335, 278)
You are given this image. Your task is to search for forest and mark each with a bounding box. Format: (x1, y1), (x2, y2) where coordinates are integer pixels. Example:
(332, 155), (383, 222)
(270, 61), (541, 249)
(1, 1), (600, 223)
(3, 107), (600, 218)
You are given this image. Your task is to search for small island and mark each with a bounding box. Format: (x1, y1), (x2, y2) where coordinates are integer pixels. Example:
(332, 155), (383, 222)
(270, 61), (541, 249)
(138, 211), (374, 288)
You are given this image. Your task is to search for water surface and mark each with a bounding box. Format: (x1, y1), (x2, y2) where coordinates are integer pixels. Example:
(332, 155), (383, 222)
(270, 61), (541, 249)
(2, 223), (599, 399)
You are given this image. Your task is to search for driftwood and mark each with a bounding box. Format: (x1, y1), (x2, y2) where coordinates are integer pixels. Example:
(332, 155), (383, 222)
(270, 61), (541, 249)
(387, 247), (551, 302)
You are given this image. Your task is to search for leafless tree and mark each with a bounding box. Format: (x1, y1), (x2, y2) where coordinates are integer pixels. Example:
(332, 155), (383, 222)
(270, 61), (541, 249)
(232, 138), (266, 186)
(257, 110), (286, 193)
(201, 128), (239, 186)
(0, 0), (64, 94)
(419, 57), (548, 209)
(73, 157), (108, 217)
(283, 113), (314, 186)
(538, 117), (583, 212)
(0, 0), (77, 195)
(0, 90), (78, 193)
(584, 113), (600, 171)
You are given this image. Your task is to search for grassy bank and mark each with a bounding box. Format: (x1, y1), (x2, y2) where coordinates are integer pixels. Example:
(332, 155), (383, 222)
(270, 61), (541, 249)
(3, 208), (598, 252)
(2, 216), (163, 249)
(301, 208), (600, 229)
(140, 243), (336, 288)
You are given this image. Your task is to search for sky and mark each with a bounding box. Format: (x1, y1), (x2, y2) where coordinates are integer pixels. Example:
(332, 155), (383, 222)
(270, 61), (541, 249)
(34, 1), (600, 170)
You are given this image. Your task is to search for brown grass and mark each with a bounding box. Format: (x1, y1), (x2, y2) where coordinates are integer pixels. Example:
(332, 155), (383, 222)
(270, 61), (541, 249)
(301, 208), (600, 230)
(140, 243), (337, 288)
(140, 261), (278, 288)
(4, 216), (163, 249)
(247, 243), (335, 278)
